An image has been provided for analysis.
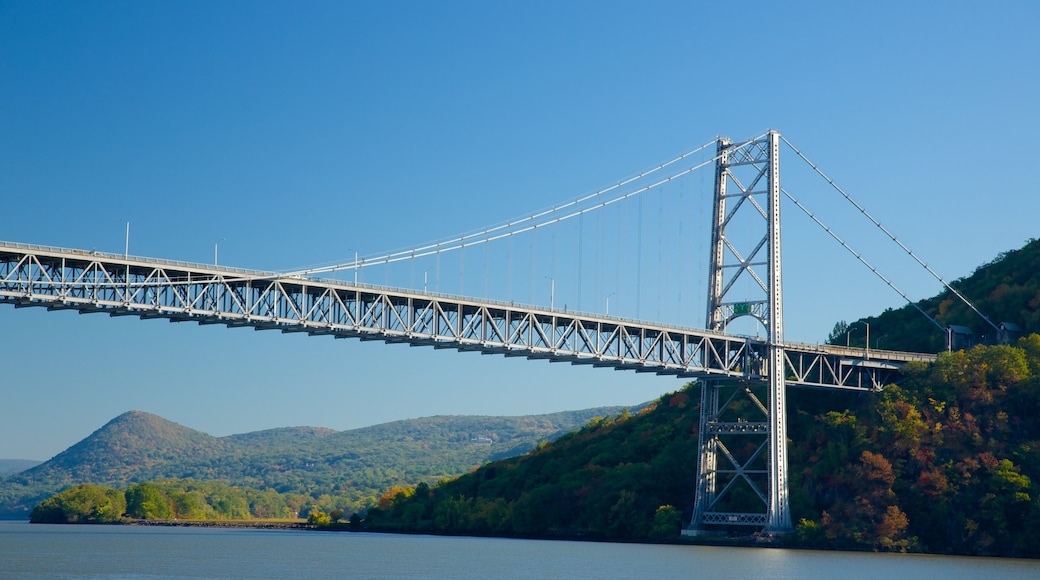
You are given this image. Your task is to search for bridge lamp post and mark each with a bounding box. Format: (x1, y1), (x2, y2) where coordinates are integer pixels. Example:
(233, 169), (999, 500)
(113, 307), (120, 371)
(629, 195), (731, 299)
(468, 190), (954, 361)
(343, 248), (358, 286)
(214, 238), (225, 266)
(423, 266), (433, 293)
(123, 221), (130, 259)
(846, 321), (870, 358)
(606, 292), (616, 316)
(544, 276), (555, 311)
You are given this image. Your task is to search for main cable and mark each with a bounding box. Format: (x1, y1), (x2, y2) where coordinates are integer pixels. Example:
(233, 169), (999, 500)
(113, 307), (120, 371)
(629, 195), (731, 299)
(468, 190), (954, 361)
(780, 186), (946, 333)
(286, 134), (768, 277)
(781, 135), (998, 332)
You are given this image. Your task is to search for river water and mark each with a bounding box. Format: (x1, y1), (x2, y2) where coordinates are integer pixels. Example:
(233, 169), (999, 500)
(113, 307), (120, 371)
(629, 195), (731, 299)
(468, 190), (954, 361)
(0, 521), (1035, 579)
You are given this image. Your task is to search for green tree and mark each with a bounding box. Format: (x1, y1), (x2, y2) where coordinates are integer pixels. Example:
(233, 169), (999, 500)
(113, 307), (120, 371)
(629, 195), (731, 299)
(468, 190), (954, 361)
(826, 320), (850, 345)
(308, 509), (331, 526)
(30, 484), (126, 524)
(649, 505), (682, 539)
(125, 482), (172, 519)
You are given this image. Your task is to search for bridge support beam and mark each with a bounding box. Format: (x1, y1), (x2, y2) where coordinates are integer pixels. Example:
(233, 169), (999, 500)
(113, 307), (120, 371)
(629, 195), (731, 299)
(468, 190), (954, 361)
(685, 130), (792, 536)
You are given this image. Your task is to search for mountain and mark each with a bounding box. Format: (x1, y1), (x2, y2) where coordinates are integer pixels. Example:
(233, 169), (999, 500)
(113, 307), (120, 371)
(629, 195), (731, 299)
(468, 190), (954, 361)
(830, 237), (1040, 353)
(0, 406), (632, 519)
(0, 460), (41, 477)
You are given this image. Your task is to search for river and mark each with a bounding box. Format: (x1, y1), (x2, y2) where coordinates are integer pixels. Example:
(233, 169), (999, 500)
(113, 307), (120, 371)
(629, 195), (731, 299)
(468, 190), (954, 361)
(0, 521), (1035, 579)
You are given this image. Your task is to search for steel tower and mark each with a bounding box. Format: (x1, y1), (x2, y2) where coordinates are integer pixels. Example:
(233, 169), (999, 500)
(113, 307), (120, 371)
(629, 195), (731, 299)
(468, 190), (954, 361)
(685, 131), (792, 535)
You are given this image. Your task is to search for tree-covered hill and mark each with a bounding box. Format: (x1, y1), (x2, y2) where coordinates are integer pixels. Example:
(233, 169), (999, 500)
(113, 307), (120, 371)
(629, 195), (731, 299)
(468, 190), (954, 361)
(0, 406), (631, 519)
(370, 337), (1040, 556)
(368, 240), (1040, 557)
(830, 237), (1040, 353)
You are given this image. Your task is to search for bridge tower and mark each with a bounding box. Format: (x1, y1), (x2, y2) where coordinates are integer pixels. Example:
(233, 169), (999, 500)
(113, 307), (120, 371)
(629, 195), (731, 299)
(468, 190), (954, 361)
(685, 131), (792, 535)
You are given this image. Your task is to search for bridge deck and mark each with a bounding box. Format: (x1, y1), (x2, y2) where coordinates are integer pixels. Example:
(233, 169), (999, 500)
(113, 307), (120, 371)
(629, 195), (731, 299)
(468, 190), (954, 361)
(0, 242), (935, 390)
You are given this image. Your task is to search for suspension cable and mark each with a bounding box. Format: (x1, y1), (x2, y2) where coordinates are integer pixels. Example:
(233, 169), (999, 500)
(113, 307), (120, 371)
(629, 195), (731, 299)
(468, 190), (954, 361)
(286, 133), (768, 276)
(781, 135), (999, 332)
(781, 187), (946, 333)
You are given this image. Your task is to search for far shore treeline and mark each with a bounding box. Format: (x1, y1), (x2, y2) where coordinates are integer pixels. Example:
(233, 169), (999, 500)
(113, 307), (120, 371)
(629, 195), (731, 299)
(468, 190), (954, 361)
(23, 239), (1040, 558)
(31, 480), (302, 523)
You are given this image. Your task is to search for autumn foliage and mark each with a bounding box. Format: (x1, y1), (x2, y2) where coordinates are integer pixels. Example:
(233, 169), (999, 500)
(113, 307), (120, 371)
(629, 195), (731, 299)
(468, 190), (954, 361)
(368, 336), (1040, 557)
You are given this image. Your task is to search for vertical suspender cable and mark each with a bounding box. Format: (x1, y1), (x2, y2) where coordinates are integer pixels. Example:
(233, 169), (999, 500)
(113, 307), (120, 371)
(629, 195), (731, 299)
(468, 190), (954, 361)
(657, 183), (664, 321)
(577, 212), (584, 311)
(637, 193), (643, 319)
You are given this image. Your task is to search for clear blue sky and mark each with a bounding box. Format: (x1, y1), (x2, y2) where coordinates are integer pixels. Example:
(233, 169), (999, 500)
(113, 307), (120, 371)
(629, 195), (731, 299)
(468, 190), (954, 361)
(1, 1), (1037, 460)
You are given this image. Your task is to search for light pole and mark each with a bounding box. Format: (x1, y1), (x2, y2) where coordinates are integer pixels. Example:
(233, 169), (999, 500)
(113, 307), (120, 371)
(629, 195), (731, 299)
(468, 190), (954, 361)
(606, 292), (616, 316)
(124, 221), (130, 259)
(863, 322), (870, 358)
(545, 276), (555, 311)
(214, 238), (225, 266)
(343, 249), (359, 286)
(423, 266), (433, 293)
(846, 321), (870, 358)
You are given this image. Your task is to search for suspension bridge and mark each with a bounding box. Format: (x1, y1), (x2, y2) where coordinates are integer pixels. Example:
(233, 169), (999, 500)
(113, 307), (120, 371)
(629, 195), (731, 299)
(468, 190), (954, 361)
(0, 130), (964, 536)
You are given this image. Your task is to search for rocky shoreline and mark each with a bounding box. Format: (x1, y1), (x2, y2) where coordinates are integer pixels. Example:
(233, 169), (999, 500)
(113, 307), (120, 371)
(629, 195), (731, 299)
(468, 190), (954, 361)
(124, 519), (312, 530)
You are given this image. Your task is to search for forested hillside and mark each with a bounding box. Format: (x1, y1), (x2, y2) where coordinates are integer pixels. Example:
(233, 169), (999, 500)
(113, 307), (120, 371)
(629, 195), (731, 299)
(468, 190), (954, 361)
(0, 406), (628, 519)
(368, 240), (1040, 557)
(369, 337), (1040, 556)
(831, 237), (1040, 353)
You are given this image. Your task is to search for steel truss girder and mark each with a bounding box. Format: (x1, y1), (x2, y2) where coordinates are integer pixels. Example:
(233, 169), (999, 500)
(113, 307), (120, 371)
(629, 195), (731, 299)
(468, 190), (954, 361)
(0, 242), (933, 386)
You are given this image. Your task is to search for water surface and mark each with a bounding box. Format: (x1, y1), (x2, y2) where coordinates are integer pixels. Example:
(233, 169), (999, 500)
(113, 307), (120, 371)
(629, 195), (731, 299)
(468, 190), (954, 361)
(1, 521), (1035, 579)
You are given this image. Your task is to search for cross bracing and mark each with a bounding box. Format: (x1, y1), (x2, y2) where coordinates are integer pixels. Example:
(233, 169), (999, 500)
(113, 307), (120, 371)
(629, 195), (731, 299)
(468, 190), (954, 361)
(0, 242), (933, 389)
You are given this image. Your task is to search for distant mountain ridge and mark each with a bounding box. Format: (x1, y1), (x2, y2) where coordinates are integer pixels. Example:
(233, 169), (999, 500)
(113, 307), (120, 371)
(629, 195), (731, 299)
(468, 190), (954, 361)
(0, 460), (40, 477)
(0, 406), (634, 519)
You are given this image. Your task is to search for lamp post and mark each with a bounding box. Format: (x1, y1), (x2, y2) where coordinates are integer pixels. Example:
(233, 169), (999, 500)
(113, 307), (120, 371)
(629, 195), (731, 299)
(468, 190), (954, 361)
(423, 266), (433, 293)
(124, 221), (130, 259)
(545, 276), (555, 311)
(214, 238), (225, 266)
(846, 321), (870, 358)
(342, 249), (360, 286)
(606, 292), (616, 316)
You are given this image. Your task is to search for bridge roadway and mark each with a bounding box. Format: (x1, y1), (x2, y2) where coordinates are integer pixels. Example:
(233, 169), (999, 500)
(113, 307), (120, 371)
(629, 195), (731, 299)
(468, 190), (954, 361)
(0, 242), (935, 390)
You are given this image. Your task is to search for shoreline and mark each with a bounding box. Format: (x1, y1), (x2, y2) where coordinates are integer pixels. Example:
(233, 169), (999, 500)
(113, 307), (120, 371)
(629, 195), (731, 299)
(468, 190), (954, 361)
(124, 519), (313, 530)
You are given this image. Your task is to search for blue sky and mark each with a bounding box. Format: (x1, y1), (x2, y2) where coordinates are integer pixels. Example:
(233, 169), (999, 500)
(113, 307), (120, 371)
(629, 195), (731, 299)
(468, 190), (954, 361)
(1, 1), (1037, 460)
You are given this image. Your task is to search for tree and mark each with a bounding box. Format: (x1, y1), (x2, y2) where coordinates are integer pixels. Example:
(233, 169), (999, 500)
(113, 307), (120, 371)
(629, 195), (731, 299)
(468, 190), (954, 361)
(826, 321), (850, 345)
(649, 505), (681, 539)
(125, 482), (172, 520)
(30, 484), (126, 524)
(307, 509), (331, 526)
